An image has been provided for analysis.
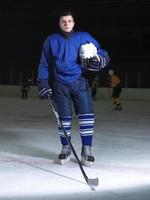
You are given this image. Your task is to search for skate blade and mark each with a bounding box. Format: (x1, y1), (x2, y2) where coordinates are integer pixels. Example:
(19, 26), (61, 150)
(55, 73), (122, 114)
(113, 107), (122, 111)
(58, 156), (70, 165)
(81, 157), (93, 167)
(87, 177), (99, 187)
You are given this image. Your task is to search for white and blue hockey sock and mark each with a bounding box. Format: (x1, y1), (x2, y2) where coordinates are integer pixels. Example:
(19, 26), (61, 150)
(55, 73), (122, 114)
(58, 116), (72, 146)
(78, 113), (95, 146)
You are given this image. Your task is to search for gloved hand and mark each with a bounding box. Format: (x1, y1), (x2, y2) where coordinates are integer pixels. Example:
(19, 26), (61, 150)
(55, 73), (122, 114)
(37, 79), (53, 99)
(82, 56), (101, 71)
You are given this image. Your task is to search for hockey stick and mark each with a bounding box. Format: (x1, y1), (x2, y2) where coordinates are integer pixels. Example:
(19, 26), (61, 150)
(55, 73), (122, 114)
(47, 95), (99, 187)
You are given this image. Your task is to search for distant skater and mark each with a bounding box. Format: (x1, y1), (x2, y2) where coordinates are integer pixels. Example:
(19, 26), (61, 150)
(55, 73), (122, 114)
(91, 76), (98, 101)
(21, 81), (28, 99)
(107, 69), (122, 111)
(21, 78), (32, 99)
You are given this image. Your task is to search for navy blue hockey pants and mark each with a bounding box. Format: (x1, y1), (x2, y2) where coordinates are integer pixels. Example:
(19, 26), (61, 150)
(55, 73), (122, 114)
(52, 76), (95, 146)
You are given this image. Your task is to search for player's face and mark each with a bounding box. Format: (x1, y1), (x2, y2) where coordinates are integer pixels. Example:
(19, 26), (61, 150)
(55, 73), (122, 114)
(59, 15), (75, 32)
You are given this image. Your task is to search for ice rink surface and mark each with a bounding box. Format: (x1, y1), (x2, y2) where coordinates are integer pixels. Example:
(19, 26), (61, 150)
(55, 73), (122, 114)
(0, 97), (150, 200)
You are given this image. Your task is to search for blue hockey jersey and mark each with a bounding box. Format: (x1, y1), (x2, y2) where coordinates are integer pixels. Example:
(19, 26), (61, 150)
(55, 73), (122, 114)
(38, 31), (109, 85)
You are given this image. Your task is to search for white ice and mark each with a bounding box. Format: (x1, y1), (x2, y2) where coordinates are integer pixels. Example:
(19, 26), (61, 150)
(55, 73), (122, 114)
(0, 97), (150, 200)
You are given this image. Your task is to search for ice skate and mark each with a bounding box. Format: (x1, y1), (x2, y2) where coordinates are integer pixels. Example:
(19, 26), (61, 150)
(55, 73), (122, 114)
(116, 103), (122, 111)
(81, 146), (95, 167)
(113, 106), (117, 111)
(113, 102), (117, 111)
(113, 103), (122, 111)
(58, 145), (71, 164)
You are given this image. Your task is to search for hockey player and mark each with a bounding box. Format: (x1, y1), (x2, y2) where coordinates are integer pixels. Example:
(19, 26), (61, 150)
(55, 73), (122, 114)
(108, 69), (122, 111)
(91, 75), (99, 101)
(37, 10), (110, 166)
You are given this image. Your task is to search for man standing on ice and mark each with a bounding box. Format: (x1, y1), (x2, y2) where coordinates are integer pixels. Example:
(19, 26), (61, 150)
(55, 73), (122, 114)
(37, 10), (110, 166)
(107, 69), (123, 111)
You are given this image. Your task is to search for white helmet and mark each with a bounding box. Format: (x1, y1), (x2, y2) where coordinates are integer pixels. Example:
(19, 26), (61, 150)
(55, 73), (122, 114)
(108, 69), (114, 76)
(79, 43), (100, 61)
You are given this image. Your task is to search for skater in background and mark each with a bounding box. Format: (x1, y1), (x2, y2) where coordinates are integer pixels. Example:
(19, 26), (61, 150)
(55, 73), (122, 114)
(21, 79), (32, 99)
(26, 78), (32, 90)
(37, 10), (110, 166)
(91, 75), (99, 101)
(21, 81), (28, 99)
(107, 69), (122, 111)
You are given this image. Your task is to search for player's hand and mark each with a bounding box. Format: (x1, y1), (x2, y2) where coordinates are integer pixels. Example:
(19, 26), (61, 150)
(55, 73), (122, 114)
(39, 88), (53, 99)
(37, 80), (53, 99)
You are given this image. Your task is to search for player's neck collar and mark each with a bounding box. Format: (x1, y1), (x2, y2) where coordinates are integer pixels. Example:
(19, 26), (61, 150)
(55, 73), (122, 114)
(59, 30), (74, 39)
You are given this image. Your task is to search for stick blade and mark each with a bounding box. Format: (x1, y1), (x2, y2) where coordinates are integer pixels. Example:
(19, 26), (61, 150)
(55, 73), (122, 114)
(87, 177), (99, 186)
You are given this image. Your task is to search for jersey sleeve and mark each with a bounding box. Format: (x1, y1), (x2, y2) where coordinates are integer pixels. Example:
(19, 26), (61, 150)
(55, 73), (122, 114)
(37, 37), (52, 80)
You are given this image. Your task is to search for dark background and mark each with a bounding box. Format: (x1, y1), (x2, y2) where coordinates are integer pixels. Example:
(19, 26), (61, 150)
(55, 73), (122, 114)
(0, 0), (150, 87)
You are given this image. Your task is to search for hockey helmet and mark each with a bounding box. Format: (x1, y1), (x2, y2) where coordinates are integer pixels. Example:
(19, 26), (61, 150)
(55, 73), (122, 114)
(79, 43), (99, 60)
(108, 69), (114, 76)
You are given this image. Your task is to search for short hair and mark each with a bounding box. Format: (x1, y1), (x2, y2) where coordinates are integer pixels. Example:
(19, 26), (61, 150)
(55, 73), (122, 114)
(58, 10), (74, 21)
